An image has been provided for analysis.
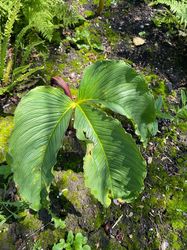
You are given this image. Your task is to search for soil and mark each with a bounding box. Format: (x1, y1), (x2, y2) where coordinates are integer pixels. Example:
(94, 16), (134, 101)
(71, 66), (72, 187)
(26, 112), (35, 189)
(106, 0), (187, 88)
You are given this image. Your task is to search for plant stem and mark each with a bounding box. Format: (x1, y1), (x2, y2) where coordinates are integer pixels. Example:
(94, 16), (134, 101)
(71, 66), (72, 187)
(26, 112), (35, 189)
(97, 0), (105, 16)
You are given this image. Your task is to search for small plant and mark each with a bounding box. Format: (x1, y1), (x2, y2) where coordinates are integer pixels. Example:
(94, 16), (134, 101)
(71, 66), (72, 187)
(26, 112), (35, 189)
(0, 0), (83, 95)
(0, 167), (27, 226)
(152, 0), (187, 32)
(176, 89), (187, 118)
(0, 0), (44, 95)
(173, 89), (187, 131)
(8, 60), (156, 211)
(66, 23), (103, 51)
(52, 231), (91, 250)
(20, 0), (81, 41)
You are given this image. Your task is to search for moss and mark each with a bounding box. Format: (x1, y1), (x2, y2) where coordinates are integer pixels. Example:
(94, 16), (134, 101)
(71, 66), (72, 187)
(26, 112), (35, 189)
(0, 230), (16, 250)
(20, 211), (42, 230)
(102, 22), (122, 47)
(0, 116), (14, 163)
(44, 60), (66, 82)
(18, 211), (66, 249)
(54, 170), (104, 232)
(97, 121), (187, 249)
(38, 228), (65, 249)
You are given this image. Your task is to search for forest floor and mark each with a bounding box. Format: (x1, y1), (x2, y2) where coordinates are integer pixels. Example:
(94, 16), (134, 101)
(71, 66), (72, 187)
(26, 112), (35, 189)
(0, 0), (187, 249)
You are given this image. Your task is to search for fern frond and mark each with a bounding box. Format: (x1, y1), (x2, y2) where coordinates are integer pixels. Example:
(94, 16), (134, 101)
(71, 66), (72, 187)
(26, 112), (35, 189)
(21, 40), (44, 65)
(0, 64), (44, 94)
(12, 64), (31, 77)
(3, 0), (21, 39)
(154, 0), (187, 27)
(0, 0), (21, 80)
(19, 0), (81, 41)
(3, 56), (13, 84)
(14, 24), (32, 62)
(0, 0), (12, 16)
(9, 64), (44, 91)
(21, 0), (55, 41)
(51, 0), (82, 28)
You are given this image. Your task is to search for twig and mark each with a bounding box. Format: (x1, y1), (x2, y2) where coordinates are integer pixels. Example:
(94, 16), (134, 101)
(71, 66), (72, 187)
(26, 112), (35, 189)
(112, 214), (123, 229)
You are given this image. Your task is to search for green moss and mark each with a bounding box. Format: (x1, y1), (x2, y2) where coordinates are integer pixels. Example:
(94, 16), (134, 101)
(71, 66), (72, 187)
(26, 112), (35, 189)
(44, 60), (67, 82)
(103, 23), (120, 45)
(0, 231), (16, 250)
(60, 169), (76, 188)
(37, 228), (65, 249)
(54, 170), (104, 232)
(20, 211), (42, 230)
(0, 116), (14, 163)
(98, 122), (187, 249)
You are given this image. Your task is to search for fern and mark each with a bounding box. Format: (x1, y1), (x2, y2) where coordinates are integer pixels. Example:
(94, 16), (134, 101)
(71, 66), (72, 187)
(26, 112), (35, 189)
(0, 0), (45, 92)
(21, 40), (44, 65)
(153, 0), (187, 27)
(0, 0), (21, 80)
(20, 0), (81, 41)
(21, 0), (54, 41)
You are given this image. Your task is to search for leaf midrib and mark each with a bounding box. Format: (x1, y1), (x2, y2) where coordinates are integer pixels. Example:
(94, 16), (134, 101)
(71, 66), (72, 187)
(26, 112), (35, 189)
(77, 104), (114, 197)
(40, 101), (73, 187)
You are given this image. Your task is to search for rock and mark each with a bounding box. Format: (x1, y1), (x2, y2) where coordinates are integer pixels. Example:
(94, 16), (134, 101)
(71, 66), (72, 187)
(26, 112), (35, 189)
(133, 37), (146, 46)
(54, 170), (104, 232)
(0, 116), (14, 163)
(161, 240), (169, 250)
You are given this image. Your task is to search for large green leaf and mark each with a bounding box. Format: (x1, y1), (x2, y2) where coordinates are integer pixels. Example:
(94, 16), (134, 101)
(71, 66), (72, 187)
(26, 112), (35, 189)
(78, 60), (156, 143)
(74, 104), (146, 206)
(8, 86), (73, 210)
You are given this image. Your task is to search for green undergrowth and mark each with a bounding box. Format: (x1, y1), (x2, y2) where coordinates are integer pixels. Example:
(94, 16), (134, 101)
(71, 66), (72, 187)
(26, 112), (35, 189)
(100, 122), (187, 249)
(0, 116), (14, 163)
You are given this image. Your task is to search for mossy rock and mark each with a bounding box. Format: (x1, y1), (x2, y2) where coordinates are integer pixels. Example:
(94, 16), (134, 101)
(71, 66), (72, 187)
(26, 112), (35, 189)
(0, 116), (14, 163)
(37, 228), (65, 249)
(1, 211), (65, 250)
(89, 229), (125, 250)
(54, 170), (104, 232)
(20, 211), (43, 231)
(0, 230), (16, 250)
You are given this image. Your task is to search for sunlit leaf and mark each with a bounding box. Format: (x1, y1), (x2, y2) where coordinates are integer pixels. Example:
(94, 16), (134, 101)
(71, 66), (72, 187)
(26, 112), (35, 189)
(8, 86), (73, 210)
(74, 104), (146, 206)
(78, 60), (156, 144)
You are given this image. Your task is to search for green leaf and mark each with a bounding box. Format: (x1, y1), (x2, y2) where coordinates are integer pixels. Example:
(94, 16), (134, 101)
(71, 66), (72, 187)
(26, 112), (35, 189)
(0, 212), (7, 227)
(155, 95), (163, 113)
(0, 116), (14, 163)
(52, 239), (66, 250)
(0, 86), (8, 95)
(181, 89), (187, 107)
(0, 165), (12, 178)
(83, 246), (91, 250)
(8, 86), (73, 210)
(176, 105), (187, 119)
(74, 233), (84, 248)
(52, 216), (66, 229)
(74, 104), (146, 206)
(67, 230), (74, 244)
(78, 60), (156, 144)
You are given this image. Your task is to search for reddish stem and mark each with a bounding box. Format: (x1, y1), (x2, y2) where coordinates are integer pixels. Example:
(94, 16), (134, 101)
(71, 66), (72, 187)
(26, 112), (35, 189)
(51, 76), (72, 99)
